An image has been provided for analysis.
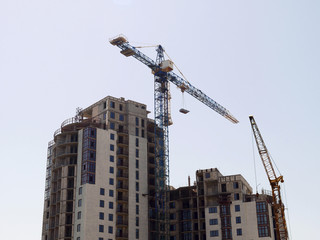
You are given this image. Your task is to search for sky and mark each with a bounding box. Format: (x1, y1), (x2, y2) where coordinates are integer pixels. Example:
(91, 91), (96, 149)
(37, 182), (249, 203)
(1, 0), (319, 239)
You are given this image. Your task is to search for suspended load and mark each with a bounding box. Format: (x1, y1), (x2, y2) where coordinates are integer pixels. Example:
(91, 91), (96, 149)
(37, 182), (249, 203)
(179, 108), (189, 114)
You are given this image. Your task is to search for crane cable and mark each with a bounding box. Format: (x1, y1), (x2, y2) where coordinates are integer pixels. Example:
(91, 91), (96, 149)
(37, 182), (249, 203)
(269, 153), (292, 240)
(164, 51), (190, 85)
(251, 130), (259, 194)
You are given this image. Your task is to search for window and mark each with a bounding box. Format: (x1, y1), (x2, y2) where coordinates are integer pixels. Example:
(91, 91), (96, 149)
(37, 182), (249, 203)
(170, 213), (176, 220)
(110, 155), (114, 162)
(110, 122), (115, 130)
(78, 199), (82, 207)
(99, 238), (103, 240)
(110, 133), (115, 140)
(135, 127), (139, 136)
(141, 129), (144, 138)
(109, 167), (114, 174)
(210, 230), (219, 237)
(109, 178), (114, 185)
(110, 112), (115, 119)
(136, 182), (139, 191)
(78, 187), (82, 195)
(136, 149), (139, 158)
(99, 212), (104, 220)
(136, 171), (139, 180)
(77, 237), (80, 240)
(119, 114), (124, 121)
(100, 200), (104, 208)
(233, 182), (239, 189)
(258, 226), (269, 237)
(237, 228), (242, 236)
(110, 101), (115, 108)
(100, 188), (105, 195)
(77, 211), (81, 219)
(170, 224), (176, 231)
(136, 117), (139, 126)
(136, 217), (139, 226)
(221, 183), (227, 192)
(99, 225), (104, 232)
(108, 226), (113, 234)
(104, 101), (107, 109)
(209, 207), (217, 213)
(209, 219), (218, 225)
(136, 138), (139, 147)
(109, 202), (114, 209)
(234, 193), (240, 200)
(236, 216), (241, 223)
(103, 113), (106, 120)
(119, 104), (123, 111)
(141, 119), (144, 127)
(136, 159), (139, 168)
(110, 144), (114, 151)
(136, 205), (139, 214)
(77, 224), (81, 232)
(257, 214), (268, 224)
(256, 202), (267, 213)
(136, 193), (139, 203)
(108, 214), (113, 221)
(169, 202), (175, 209)
(109, 189), (114, 197)
(205, 172), (210, 178)
(136, 229), (139, 239)
(235, 205), (240, 212)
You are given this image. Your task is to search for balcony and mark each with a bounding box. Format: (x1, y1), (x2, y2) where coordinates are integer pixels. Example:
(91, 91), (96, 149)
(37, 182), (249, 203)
(117, 160), (128, 168)
(117, 195), (128, 202)
(116, 208), (128, 214)
(117, 139), (129, 145)
(117, 184), (129, 191)
(117, 172), (128, 179)
(116, 219), (128, 226)
(117, 150), (128, 157)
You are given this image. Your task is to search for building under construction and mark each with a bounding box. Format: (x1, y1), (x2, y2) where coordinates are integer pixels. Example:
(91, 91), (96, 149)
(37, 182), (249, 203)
(42, 95), (278, 240)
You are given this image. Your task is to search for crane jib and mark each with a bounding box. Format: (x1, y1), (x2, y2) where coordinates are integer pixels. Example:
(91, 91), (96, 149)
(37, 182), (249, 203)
(109, 35), (239, 124)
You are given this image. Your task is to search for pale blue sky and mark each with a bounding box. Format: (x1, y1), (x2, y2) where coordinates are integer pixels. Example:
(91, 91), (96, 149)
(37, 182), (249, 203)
(1, 0), (319, 239)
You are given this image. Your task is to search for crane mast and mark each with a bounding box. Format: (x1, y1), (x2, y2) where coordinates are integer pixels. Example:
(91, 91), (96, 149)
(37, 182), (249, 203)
(110, 34), (238, 240)
(249, 116), (288, 240)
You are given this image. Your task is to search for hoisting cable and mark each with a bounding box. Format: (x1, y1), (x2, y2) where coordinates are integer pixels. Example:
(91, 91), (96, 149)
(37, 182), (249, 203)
(283, 182), (292, 239)
(251, 130), (259, 193)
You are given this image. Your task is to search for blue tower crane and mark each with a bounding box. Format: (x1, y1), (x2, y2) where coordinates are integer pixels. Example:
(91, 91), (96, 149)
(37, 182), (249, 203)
(110, 35), (239, 240)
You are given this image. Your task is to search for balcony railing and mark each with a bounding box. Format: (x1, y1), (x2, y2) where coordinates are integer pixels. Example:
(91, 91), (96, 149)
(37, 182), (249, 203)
(117, 185), (129, 190)
(117, 161), (129, 168)
(116, 208), (128, 214)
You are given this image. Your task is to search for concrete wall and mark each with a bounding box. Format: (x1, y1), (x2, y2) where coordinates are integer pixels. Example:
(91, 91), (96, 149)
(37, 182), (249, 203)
(73, 128), (117, 240)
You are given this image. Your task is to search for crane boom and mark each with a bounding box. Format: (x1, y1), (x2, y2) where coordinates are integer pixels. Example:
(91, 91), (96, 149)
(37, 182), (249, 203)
(249, 116), (288, 240)
(110, 35), (239, 124)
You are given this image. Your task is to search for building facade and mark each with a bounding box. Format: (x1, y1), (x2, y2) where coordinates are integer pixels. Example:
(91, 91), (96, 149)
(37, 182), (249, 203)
(42, 96), (150, 240)
(42, 96), (276, 240)
(166, 168), (276, 240)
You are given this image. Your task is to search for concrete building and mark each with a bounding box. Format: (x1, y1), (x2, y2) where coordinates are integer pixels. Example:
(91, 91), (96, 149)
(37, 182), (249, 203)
(166, 168), (276, 240)
(42, 95), (276, 240)
(42, 96), (150, 240)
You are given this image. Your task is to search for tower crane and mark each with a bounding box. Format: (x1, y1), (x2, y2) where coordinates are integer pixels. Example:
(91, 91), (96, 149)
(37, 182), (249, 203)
(249, 116), (288, 240)
(110, 34), (239, 240)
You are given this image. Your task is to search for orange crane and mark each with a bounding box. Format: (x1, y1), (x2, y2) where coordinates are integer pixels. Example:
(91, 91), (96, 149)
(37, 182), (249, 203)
(249, 116), (288, 240)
